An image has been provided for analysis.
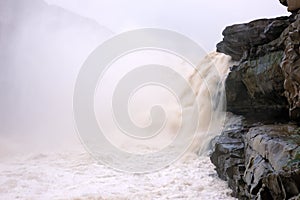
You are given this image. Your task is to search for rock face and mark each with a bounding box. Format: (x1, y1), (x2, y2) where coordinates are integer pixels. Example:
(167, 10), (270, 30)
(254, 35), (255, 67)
(217, 17), (290, 61)
(218, 11), (300, 121)
(279, 0), (300, 12)
(225, 51), (288, 120)
(210, 116), (247, 198)
(211, 121), (300, 199)
(287, 0), (300, 12)
(211, 3), (300, 200)
(281, 14), (300, 119)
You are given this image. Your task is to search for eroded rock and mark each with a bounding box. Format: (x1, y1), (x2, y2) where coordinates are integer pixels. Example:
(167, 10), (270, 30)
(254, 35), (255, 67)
(210, 116), (248, 198)
(225, 51), (288, 120)
(217, 17), (290, 61)
(281, 13), (300, 120)
(210, 121), (300, 199)
(219, 11), (300, 121)
(211, 2), (300, 200)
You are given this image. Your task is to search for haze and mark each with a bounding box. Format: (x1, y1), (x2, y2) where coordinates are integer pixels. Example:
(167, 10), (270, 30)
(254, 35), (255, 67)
(46, 0), (289, 51)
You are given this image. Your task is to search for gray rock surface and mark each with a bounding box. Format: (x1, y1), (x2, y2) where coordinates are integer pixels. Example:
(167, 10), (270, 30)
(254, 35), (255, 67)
(211, 5), (300, 199)
(225, 51), (288, 120)
(211, 120), (300, 199)
(281, 12), (300, 120)
(219, 11), (300, 121)
(216, 17), (290, 61)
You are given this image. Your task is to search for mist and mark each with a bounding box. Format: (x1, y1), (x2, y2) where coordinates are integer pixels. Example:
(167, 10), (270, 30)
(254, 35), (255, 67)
(0, 0), (112, 154)
(0, 0), (252, 198)
(0, 0), (289, 155)
(45, 0), (289, 52)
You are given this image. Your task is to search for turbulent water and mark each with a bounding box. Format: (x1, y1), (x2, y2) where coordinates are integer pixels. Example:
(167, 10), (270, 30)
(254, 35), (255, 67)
(0, 52), (237, 200)
(0, 1), (238, 199)
(0, 149), (236, 200)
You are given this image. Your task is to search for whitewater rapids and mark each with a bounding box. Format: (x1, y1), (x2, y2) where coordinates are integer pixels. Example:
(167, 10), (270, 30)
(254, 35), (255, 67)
(0, 51), (237, 200)
(0, 149), (235, 200)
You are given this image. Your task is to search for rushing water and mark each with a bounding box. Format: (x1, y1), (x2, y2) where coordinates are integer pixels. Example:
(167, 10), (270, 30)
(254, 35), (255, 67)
(0, 51), (237, 199)
(0, 1), (238, 199)
(0, 150), (236, 200)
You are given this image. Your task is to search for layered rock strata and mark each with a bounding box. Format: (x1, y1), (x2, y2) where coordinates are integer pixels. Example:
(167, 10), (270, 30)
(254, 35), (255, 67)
(211, 121), (300, 199)
(211, 2), (300, 199)
(217, 11), (300, 120)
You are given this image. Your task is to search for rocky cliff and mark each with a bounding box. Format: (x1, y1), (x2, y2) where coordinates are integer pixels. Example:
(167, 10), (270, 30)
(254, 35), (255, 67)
(218, 2), (300, 121)
(211, 1), (300, 199)
(211, 117), (300, 199)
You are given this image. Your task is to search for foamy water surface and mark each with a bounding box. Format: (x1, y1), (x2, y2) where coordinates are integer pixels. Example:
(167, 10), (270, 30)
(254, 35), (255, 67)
(0, 150), (236, 200)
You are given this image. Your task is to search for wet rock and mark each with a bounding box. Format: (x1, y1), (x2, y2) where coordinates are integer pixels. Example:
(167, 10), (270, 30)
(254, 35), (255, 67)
(210, 118), (248, 198)
(210, 121), (300, 199)
(245, 125), (299, 171)
(217, 17), (290, 61)
(221, 12), (300, 121)
(211, 2), (300, 200)
(281, 13), (300, 120)
(243, 124), (300, 199)
(225, 51), (289, 120)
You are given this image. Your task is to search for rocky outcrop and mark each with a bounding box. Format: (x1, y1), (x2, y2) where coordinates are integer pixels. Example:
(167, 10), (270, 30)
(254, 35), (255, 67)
(217, 17), (290, 61)
(211, 119), (300, 199)
(210, 116), (247, 198)
(281, 14), (300, 119)
(211, 2), (300, 200)
(218, 11), (300, 121)
(244, 125), (300, 199)
(225, 51), (288, 120)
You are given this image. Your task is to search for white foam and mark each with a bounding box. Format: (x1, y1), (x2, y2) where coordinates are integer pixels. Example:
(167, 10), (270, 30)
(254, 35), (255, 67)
(0, 150), (236, 200)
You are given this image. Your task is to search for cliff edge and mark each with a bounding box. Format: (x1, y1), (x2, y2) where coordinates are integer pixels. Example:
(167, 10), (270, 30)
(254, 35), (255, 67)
(211, 1), (300, 199)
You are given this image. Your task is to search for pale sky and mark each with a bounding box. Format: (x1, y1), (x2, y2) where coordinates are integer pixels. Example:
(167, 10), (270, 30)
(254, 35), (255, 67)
(45, 0), (289, 52)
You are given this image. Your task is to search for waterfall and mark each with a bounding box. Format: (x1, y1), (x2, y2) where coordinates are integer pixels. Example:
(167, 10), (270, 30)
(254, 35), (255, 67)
(0, 1), (237, 199)
(89, 49), (233, 171)
(186, 52), (233, 155)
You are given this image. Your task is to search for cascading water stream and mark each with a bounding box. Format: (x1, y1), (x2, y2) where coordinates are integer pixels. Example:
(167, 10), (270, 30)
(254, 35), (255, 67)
(184, 52), (233, 155)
